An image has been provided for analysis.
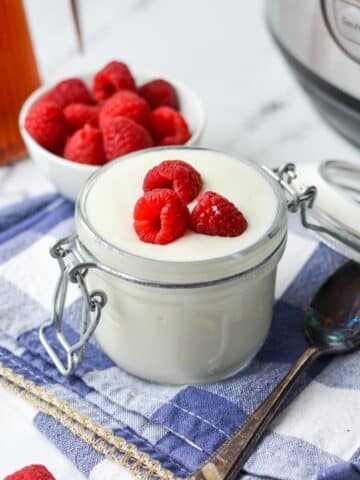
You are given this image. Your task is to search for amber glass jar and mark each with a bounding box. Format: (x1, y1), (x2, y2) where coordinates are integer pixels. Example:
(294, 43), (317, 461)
(0, 0), (40, 164)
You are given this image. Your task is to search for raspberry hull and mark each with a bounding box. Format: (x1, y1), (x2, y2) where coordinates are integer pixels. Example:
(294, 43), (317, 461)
(133, 189), (189, 245)
(99, 90), (150, 128)
(191, 191), (248, 237)
(64, 103), (100, 131)
(42, 78), (92, 109)
(64, 124), (106, 165)
(139, 79), (179, 110)
(4, 464), (55, 480)
(102, 116), (153, 160)
(92, 61), (136, 101)
(143, 160), (202, 204)
(25, 100), (66, 153)
(148, 107), (190, 146)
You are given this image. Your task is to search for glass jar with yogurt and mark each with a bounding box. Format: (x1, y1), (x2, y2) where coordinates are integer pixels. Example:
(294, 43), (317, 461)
(41, 147), (289, 384)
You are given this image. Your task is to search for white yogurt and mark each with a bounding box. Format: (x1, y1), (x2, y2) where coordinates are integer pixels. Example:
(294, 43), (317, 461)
(85, 148), (278, 262)
(74, 147), (287, 384)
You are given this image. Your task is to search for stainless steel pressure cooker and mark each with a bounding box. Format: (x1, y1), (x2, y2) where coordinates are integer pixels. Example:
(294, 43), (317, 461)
(267, 0), (360, 147)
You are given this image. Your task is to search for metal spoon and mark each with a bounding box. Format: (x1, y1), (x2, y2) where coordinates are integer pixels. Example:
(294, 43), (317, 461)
(191, 261), (360, 480)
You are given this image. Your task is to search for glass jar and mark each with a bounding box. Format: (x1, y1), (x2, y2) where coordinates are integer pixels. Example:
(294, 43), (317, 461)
(41, 147), (289, 384)
(40, 150), (358, 383)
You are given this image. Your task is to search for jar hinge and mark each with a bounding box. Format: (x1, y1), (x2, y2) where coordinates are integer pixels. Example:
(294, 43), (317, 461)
(39, 234), (107, 376)
(263, 163), (360, 252)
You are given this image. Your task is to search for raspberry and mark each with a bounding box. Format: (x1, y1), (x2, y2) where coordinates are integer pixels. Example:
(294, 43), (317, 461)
(148, 106), (190, 146)
(42, 78), (92, 108)
(25, 100), (66, 152)
(138, 79), (179, 110)
(64, 124), (106, 165)
(102, 116), (152, 160)
(133, 189), (189, 245)
(190, 191), (247, 237)
(99, 90), (150, 129)
(143, 160), (202, 204)
(92, 61), (136, 101)
(63, 103), (100, 131)
(4, 464), (55, 480)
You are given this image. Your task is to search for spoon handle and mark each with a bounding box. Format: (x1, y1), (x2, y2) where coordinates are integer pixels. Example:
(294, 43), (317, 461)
(191, 346), (321, 480)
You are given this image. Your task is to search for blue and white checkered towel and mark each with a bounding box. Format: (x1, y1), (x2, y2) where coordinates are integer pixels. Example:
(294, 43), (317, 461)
(0, 193), (359, 480)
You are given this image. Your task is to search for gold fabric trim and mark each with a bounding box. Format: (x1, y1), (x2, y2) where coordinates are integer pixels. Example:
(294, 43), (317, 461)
(0, 363), (177, 480)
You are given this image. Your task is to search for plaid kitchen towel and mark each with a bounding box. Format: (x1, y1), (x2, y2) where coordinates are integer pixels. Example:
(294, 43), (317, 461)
(0, 193), (359, 480)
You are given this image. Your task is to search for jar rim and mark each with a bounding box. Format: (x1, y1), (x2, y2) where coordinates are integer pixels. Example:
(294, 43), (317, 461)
(76, 146), (287, 280)
(74, 232), (287, 288)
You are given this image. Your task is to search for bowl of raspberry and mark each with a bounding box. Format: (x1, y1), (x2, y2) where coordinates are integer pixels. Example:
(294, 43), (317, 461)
(19, 60), (205, 200)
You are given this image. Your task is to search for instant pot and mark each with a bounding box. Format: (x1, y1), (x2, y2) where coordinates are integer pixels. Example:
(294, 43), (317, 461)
(267, 0), (360, 147)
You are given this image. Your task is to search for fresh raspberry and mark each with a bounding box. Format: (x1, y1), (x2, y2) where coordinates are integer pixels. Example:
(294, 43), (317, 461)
(133, 188), (189, 244)
(64, 124), (106, 165)
(190, 191), (247, 237)
(42, 78), (92, 108)
(102, 116), (152, 160)
(138, 79), (179, 110)
(99, 90), (150, 129)
(25, 100), (66, 152)
(143, 160), (202, 204)
(92, 61), (136, 101)
(63, 103), (100, 131)
(4, 464), (55, 480)
(148, 106), (190, 146)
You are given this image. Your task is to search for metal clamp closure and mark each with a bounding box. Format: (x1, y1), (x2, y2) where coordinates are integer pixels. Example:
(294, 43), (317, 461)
(39, 234), (107, 376)
(263, 163), (360, 253)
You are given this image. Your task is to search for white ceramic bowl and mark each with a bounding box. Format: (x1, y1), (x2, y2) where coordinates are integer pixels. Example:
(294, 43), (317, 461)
(19, 72), (205, 201)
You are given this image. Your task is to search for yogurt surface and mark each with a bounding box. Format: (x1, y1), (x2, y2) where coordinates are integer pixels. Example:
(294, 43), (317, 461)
(85, 148), (279, 262)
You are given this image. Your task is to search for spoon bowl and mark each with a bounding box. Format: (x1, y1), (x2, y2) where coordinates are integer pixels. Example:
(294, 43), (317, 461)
(306, 262), (360, 353)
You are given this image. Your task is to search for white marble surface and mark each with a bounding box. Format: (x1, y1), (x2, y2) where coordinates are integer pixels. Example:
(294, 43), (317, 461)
(2, 0), (360, 212)
(0, 0), (359, 477)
